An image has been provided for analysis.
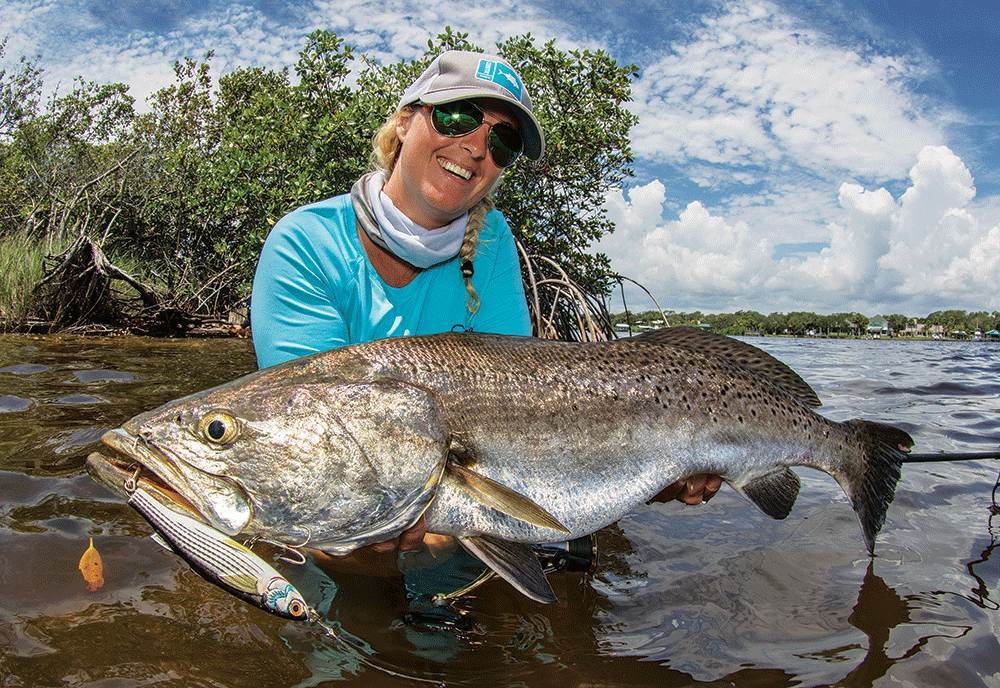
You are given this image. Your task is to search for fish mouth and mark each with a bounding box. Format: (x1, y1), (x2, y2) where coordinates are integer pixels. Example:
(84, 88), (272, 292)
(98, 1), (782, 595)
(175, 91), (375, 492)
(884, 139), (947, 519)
(86, 450), (201, 516)
(86, 428), (252, 536)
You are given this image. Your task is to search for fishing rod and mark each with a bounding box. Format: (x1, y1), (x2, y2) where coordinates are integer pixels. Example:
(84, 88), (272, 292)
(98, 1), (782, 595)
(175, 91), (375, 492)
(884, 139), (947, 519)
(902, 451), (1000, 463)
(899, 450), (1000, 507)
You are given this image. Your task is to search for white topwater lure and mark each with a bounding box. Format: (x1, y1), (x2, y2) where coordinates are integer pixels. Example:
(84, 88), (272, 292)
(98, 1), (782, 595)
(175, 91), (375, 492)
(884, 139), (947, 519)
(123, 477), (487, 684)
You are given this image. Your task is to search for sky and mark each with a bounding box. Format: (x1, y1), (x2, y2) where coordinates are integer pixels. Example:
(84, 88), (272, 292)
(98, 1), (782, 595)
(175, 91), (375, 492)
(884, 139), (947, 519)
(3, 0), (999, 318)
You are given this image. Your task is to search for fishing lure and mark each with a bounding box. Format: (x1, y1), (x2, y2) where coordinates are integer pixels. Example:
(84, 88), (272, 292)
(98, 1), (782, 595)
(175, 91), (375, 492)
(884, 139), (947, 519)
(125, 479), (451, 685)
(125, 483), (310, 621)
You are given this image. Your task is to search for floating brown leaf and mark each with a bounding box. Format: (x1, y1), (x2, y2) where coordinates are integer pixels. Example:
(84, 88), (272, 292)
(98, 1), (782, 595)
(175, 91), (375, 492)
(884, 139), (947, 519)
(78, 537), (104, 592)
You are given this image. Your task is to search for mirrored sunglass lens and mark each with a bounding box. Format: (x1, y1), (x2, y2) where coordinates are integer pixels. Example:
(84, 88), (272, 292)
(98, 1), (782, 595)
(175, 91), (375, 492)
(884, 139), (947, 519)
(432, 103), (481, 136)
(489, 125), (522, 167)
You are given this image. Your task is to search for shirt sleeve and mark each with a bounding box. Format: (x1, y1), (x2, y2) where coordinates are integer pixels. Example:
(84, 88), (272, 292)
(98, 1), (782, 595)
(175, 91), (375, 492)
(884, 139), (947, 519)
(250, 206), (352, 368)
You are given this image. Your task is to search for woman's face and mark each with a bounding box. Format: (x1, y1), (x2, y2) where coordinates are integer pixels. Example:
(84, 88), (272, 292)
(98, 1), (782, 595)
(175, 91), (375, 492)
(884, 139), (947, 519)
(382, 99), (516, 229)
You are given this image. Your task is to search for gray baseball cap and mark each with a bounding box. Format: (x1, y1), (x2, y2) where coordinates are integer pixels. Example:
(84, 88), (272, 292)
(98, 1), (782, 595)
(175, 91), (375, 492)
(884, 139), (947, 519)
(397, 50), (545, 161)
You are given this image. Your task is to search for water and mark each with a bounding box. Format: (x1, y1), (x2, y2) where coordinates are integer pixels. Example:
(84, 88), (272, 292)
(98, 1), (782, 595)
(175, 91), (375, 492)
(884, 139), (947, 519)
(1, 334), (999, 687)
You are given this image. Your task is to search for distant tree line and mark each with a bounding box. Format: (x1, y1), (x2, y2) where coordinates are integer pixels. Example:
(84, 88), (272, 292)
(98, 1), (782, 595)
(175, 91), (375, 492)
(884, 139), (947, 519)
(0, 30), (638, 335)
(612, 309), (1000, 338)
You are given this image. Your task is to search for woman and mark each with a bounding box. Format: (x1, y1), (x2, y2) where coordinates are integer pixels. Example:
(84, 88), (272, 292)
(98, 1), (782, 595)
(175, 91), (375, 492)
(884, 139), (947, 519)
(251, 50), (535, 369)
(251, 50), (720, 555)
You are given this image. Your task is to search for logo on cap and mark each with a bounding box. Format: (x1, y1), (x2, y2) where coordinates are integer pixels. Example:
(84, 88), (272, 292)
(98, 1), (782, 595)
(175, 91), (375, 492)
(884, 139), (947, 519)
(475, 59), (523, 102)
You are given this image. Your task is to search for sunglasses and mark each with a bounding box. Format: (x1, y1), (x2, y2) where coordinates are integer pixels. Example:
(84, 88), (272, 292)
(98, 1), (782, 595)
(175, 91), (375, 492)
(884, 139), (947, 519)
(425, 100), (523, 168)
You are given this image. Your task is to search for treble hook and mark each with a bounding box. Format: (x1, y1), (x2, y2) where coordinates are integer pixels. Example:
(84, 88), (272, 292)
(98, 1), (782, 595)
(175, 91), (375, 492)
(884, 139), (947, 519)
(123, 465), (141, 494)
(249, 528), (312, 566)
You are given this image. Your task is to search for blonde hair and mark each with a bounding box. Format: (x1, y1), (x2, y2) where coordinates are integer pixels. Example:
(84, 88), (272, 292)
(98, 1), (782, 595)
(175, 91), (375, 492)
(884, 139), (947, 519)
(370, 105), (493, 315)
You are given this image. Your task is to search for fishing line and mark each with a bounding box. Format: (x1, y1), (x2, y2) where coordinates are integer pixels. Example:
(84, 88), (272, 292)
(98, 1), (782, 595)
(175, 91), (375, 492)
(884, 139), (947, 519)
(306, 611), (447, 687)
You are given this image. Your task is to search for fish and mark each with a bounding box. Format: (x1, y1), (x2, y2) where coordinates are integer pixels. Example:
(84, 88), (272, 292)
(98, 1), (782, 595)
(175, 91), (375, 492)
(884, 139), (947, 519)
(86, 327), (912, 604)
(125, 481), (310, 621)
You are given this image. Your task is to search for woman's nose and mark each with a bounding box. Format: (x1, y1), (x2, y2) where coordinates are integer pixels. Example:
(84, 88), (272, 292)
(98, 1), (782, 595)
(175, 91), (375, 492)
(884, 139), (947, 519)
(461, 125), (491, 160)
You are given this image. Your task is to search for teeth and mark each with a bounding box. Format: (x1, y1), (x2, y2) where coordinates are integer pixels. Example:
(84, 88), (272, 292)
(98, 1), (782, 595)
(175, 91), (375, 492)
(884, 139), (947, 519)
(439, 159), (471, 180)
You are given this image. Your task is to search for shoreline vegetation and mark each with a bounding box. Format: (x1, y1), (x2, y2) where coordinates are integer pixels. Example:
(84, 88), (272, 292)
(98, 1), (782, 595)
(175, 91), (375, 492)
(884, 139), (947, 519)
(0, 30), (638, 343)
(2, 32), (995, 344)
(1, 222), (995, 342)
(610, 308), (1000, 341)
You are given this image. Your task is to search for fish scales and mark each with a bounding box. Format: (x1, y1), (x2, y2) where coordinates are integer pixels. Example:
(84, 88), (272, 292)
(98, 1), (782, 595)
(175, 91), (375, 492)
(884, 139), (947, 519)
(86, 327), (910, 603)
(336, 333), (871, 542)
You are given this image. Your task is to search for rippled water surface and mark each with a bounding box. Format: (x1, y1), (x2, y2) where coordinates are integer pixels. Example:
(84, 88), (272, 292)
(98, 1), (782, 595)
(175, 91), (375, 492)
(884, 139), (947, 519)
(1, 334), (999, 687)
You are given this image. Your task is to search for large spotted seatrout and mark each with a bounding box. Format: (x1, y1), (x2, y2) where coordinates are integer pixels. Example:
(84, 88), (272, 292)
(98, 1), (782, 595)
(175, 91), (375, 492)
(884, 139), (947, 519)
(87, 327), (911, 603)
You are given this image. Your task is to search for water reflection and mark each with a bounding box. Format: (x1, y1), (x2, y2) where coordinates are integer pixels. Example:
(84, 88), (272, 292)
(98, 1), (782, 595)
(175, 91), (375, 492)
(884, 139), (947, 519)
(1, 335), (999, 686)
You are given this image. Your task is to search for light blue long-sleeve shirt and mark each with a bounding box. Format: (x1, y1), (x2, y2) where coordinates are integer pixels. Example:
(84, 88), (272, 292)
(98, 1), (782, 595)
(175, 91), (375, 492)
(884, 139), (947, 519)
(250, 193), (531, 368)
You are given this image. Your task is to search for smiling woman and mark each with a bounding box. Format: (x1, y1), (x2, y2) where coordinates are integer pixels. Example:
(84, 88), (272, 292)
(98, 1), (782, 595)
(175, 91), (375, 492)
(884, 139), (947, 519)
(249, 50), (544, 369)
(248, 50), (548, 554)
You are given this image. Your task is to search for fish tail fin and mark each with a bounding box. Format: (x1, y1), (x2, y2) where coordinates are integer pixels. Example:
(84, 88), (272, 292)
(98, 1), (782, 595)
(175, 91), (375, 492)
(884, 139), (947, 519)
(841, 419), (911, 554)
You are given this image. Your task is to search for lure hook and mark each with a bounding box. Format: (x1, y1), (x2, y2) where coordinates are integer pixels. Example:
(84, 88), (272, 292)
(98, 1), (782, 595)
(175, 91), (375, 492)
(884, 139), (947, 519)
(251, 528), (311, 565)
(123, 465), (141, 494)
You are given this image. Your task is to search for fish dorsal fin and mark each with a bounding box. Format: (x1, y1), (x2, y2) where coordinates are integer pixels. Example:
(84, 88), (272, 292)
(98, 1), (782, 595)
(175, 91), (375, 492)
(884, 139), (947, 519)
(444, 459), (571, 535)
(738, 467), (801, 520)
(631, 327), (822, 408)
(458, 535), (558, 604)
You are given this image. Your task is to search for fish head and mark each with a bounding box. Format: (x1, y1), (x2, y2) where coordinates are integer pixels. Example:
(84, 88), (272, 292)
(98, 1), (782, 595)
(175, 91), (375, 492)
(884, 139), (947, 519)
(87, 367), (452, 550)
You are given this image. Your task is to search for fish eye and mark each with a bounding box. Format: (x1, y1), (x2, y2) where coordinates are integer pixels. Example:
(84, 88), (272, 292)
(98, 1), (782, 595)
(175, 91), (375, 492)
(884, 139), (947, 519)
(197, 411), (240, 445)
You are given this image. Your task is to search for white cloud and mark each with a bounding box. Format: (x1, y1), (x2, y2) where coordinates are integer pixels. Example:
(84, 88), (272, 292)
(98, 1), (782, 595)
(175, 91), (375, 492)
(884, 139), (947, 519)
(880, 146), (999, 304)
(599, 145), (1000, 316)
(2, 0), (571, 111)
(629, 0), (946, 183)
(601, 183), (773, 304)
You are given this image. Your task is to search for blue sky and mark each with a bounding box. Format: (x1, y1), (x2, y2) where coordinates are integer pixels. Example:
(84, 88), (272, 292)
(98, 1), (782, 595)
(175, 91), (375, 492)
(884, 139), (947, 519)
(3, 0), (998, 317)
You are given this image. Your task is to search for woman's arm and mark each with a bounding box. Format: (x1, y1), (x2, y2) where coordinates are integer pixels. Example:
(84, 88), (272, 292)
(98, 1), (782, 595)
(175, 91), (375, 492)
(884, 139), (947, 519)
(250, 213), (352, 368)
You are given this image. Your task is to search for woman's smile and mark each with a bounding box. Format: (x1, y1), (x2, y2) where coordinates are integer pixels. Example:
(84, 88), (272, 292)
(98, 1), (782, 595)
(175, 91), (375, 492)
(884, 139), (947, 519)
(383, 99), (516, 229)
(438, 157), (473, 181)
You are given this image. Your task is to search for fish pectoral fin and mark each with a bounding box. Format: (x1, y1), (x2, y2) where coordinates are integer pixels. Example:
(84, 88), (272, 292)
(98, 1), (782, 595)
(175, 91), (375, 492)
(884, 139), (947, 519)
(444, 461), (571, 535)
(457, 535), (558, 604)
(739, 467), (801, 520)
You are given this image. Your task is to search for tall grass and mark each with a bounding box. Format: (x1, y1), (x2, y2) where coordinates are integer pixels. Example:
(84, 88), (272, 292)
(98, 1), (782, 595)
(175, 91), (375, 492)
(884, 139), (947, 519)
(0, 231), (63, 329)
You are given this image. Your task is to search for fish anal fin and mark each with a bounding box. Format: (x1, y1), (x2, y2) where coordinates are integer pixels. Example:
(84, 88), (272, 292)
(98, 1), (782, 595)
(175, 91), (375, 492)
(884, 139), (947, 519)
(741, 467), (801, 520)
(458, 535), (558, 604)
(445, 460), (571, 535)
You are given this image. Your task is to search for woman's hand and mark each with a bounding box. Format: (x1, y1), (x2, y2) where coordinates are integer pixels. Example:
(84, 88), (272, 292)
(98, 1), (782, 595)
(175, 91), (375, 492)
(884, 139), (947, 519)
(649, 474), (723, 505)
(365, 515), (428, 554)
